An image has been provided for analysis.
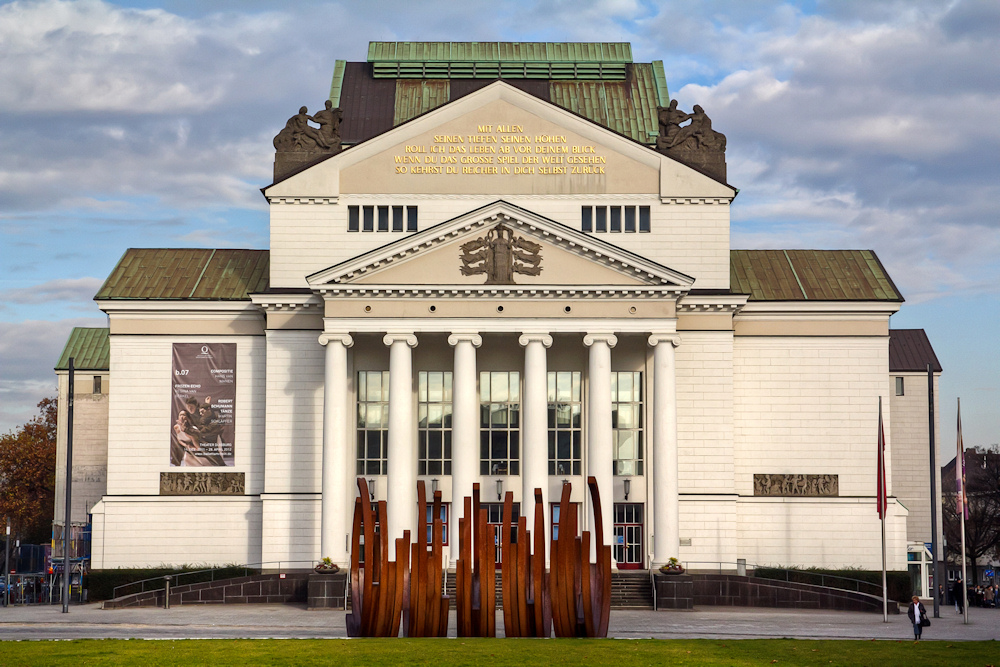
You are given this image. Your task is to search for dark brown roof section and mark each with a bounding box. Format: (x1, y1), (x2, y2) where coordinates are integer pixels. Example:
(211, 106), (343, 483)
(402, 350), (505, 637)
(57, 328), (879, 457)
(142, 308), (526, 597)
(339, 62), (397, 145)
(96, 249), (269, 300)
(889, 329), (942, 372)
(730, 250), (903, 302)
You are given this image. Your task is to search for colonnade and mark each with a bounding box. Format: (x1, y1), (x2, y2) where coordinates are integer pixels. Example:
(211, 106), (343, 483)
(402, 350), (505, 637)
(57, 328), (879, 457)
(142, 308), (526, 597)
(318, 330), (680, 568)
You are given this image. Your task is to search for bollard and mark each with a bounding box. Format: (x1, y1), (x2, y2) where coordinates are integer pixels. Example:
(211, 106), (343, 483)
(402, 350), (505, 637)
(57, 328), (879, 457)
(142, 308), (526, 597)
(164, 575), (172, 609)
(737, 558), (746, 577)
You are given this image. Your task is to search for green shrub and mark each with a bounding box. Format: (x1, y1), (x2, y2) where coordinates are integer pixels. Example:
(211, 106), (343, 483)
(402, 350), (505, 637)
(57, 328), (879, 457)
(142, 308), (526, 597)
(86, 565), (260, 601)
(753, 566), (912, 602)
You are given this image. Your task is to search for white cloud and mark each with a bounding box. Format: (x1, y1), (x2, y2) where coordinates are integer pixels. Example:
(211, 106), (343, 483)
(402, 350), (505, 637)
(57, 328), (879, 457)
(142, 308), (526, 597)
(0, 277), (104, 303)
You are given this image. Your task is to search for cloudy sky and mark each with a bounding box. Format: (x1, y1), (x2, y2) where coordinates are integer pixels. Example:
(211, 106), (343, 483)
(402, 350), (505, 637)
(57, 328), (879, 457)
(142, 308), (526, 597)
(1, 0), (997, 449)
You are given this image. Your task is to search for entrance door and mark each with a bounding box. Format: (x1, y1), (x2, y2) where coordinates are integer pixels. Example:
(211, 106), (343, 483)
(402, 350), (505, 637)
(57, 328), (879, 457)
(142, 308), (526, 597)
(613, 503), (644, 569)
(483, 502), (519, 568)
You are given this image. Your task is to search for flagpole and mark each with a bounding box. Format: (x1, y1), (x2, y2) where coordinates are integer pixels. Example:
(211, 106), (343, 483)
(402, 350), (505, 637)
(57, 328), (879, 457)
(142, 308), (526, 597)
(958, 398), (969, 625)
(879, 397), (888, 622)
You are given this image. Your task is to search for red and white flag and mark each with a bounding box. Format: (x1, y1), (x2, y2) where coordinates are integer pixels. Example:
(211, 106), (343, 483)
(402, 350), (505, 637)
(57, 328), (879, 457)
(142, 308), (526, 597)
(876, 397), (887, 519)
(957, 399), (969, 520)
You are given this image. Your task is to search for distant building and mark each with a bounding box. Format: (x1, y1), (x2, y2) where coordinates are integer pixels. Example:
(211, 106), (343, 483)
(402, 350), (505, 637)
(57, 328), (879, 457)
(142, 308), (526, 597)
(56, 42), (942, 575)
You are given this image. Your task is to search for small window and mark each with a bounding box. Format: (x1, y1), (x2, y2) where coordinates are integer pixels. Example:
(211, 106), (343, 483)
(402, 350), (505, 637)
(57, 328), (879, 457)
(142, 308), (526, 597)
(425, 503), (448, 545)
(362, 205), (374, 232)
(348, 206), (360, 232)
(93, 376), (102, 394)
(407, 206), (418, 232)
(377, 205), (389, 232)
(624, 206), (636, 232)
(595, 206), (607, 232)
(638, 206), (650, 233)
(392, 206), (404, 232)
(581, 207), (593, 232)
(895, 376), (904, 396)
(610, 207), (621, 232)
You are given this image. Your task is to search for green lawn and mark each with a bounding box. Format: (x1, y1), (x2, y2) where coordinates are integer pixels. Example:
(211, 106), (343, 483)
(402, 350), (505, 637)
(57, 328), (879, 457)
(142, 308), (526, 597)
(1, 638), (996, 666)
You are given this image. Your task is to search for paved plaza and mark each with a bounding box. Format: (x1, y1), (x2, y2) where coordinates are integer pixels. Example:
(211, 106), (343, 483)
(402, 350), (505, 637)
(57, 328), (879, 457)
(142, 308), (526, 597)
(0, 603), (996, 641)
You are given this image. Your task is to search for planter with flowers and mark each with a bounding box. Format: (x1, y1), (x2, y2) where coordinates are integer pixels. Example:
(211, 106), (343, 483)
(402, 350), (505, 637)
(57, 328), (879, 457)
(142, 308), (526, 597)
(314, 557), (340, 574)
(659, 557), (685, 575)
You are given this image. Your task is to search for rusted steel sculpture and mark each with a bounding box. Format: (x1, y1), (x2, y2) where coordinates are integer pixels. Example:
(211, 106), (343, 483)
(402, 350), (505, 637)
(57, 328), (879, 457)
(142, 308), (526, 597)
(405, 481), (450, 637)
(548, 477), (611, 637)
(348, 477), (610, 638)
(499, 488), (552, 637)
(346, 478), (410, 638)
(455, 483), (496, 636)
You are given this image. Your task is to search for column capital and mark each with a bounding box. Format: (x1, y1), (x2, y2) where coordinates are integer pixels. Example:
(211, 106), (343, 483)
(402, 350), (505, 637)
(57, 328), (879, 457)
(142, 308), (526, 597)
(447, 333), (483, 348)
(319, 333), (354, 348)
(518, 333), (553, 348)
(647, 333), (681, 348)
(383, 333), (418, 348)
(583, 332), (618, 348)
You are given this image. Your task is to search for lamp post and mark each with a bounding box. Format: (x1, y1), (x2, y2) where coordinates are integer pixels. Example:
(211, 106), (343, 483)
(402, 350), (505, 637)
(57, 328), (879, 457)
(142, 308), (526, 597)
(4, 517), (10, 608)
(62, 357), (75, 613)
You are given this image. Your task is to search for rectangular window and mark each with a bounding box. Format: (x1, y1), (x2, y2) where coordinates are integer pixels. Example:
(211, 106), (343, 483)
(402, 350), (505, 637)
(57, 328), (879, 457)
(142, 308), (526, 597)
(484, 502), (519, 565)
(392, 205), (404, 232)
(356, 371), (390, 475)
(363, 205), (374, 232)
(613, 503), (644, 568)
(480, 371), (520, 476)
(610, 207), (621, 232)
(547, 371), (582, 476)
(425, 503), (448, 546)
(638, 206), (651, 233)
(551, 502), (579, 541)
(895, 376), (904, 396)
(93, 375), (102, 394)
(581, 206), (592, 232)
(624, 206), (636, 232)
(348, 206), (360, 232)
(377, 205), (389, 232)
(407, 206), (418, 232)
(595, 206), (607, 232)
(612, 371), (643, 476)
(418, 371), (453, 476)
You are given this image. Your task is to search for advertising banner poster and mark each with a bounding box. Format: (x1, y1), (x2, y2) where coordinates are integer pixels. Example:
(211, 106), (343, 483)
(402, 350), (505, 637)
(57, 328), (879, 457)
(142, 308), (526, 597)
(170, 343), (236, 467)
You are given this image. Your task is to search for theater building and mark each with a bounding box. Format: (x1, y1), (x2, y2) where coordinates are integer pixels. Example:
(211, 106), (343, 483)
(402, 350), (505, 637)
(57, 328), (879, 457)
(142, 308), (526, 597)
(72, 42), (937, 573)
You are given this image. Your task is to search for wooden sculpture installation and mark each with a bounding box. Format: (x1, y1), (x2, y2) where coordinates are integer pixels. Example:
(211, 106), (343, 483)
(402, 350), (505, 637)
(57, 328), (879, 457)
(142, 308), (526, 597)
(405, 480), (450, 637)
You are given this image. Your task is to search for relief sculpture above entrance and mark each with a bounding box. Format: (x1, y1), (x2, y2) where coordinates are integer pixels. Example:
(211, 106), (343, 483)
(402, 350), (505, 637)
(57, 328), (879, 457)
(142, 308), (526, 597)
(459, 223), (542, 284)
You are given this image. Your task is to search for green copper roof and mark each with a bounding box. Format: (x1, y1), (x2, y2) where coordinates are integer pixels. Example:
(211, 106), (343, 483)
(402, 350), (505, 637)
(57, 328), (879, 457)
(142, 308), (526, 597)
(368, 42), (633, 80)
(96, 249), (269, 300)
(730, 250), (903, 301)
(55, 328), (110, 371)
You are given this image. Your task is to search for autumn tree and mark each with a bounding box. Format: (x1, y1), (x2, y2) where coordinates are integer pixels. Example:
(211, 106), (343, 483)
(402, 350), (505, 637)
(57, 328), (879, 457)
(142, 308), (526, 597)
(0, 397), (57, 545)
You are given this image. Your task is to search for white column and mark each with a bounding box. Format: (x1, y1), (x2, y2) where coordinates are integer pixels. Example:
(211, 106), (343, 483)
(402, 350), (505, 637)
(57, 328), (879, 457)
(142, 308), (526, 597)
(584, 333), (617, 560)
(447, 332), (482, 563)
(649, 333), (681, 567)
(519, 333), (552, 557)
(384, 333), (418, 557)
(319, 332), (353, 565)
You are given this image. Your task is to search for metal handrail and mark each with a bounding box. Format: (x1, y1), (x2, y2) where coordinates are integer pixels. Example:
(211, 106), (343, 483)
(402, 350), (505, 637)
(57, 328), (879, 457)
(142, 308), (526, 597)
(111, 560), (317, 599)
(677, 560), (883, 596)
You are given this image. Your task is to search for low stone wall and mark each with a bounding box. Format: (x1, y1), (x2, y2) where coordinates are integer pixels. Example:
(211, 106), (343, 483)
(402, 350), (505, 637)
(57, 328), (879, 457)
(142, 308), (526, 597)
(653, 574), (897, 614)
(307, 572), (348, 610)
(102, 573), (310, 609)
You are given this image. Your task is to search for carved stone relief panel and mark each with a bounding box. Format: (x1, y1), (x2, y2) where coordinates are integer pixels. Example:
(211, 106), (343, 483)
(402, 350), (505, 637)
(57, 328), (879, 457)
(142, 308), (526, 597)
(160, 472), (245, 496)
(753, 474), (839, 497)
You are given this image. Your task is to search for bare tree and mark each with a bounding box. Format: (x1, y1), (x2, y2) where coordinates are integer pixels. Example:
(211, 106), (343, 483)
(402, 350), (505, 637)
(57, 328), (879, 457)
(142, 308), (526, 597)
(942, 447), (1000, 583)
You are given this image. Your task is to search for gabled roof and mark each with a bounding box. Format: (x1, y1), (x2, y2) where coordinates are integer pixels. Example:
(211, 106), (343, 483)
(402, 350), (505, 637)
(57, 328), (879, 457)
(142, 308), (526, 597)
(55, 328), (109, 371)
(332, 41), (669, 147)
(730, 250), (903, 302)
(889, 329), (942, 372)
(96, 249), (269, 300)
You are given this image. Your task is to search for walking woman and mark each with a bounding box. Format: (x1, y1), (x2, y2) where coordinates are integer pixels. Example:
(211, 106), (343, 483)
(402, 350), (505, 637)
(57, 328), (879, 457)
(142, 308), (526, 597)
(907, 595), (928, 640)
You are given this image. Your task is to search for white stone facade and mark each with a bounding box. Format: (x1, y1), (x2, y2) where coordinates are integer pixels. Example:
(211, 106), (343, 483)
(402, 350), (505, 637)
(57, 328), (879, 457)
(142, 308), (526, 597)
(87, 80), (922, 573)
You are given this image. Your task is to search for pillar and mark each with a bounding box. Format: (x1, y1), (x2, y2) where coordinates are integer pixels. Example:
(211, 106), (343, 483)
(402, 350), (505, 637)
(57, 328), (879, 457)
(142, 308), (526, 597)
(519, 333), (552, 557)
(319, 332), (353, 565)
(649, 333), (680, 567)
(447, 332), (482, 562)
(584, 333), (616, 560)
(384, 332), (418, 557)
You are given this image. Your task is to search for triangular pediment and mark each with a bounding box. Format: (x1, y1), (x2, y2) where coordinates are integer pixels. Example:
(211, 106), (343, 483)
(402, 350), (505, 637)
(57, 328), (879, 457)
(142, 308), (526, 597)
(307, 201), (694, 296)
(264, 81), (735, 200)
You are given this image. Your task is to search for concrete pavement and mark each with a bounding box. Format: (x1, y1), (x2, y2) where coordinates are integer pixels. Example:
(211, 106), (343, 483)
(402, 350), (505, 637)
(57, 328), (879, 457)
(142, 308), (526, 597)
(0, 603), (997, 641)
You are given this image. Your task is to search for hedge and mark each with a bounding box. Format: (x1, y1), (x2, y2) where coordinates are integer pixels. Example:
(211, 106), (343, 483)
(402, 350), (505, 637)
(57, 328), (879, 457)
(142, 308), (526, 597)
(754, 566), (912, 602)
(85, 565), (260, 601)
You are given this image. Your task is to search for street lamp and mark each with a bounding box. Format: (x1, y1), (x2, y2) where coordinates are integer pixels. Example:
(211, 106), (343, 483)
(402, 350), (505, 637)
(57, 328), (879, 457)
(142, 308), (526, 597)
(368, 479), (376, 501)
(624, 478), (631, 501)
(496, 479), (504, 501)
(4, 517), (10, 608)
